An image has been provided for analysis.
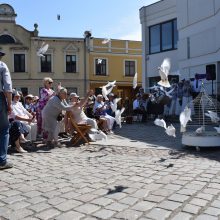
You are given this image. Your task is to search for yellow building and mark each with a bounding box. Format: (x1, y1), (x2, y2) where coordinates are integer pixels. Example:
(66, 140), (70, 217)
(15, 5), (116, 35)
(0, 4), (142, 100)
(88, 38), (142, 101)
(0, 4), (88, 97)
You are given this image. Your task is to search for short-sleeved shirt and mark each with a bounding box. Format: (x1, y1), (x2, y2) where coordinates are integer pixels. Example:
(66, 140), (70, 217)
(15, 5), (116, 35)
(0, 61), (12, 93)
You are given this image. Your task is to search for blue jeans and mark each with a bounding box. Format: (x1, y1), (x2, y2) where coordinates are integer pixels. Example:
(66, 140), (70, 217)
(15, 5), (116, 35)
(0, 92), (9, 165)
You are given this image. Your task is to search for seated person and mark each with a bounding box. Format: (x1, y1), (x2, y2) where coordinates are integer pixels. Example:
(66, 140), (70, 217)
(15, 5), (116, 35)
(10, 91), (37, 141)
(65, 90), (98, 132)
(24, 94), (34, 112)
(9, 120), (29, 153)
(105, 93), (115, 117)
(93, 94), (115, 133)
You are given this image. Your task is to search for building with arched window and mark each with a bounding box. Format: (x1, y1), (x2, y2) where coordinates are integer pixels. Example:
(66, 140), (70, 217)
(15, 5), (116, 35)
(0, 3), (87, 96)
(0, 3), (142, 101)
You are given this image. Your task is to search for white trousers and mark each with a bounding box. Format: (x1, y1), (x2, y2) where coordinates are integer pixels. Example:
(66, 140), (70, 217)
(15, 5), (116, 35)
(24, 122), (37, 141)
(101, 114), (115, 130)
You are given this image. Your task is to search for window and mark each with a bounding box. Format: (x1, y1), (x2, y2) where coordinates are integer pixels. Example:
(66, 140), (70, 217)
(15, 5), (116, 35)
(125, 60), (135, 76)
(162, 22), (172, 50)
(149, 19), (178, 54)
(14, 54), (25, 72)
(41, 54), (51, 72)
(149, 25), (160, 53)
(95, 59), (107, 76)
(0, 34), (15, 44)
(66, 55), (76, 73)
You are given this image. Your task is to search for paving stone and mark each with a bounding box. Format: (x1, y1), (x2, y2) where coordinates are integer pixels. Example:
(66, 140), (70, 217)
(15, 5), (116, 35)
(195, 214), (218, 220)
(196, 193), (214, 201)
(61, 191), (81, 199)
(152, 188), (174, 197)
(74, 203), (100, 214)
(27, 196), (47, 204)
(91, 197), (113, 206)
(55, 199), (82, 211)
(120, 196), (139, 205)
(157, 200), (181, 211)
(131, 189), (150, 198)
(8, 201), (31, 210)
(92, 209), (115, 219)
(145, 208), (171, 220)
(183, 204), (201, 214)
(7, 209), (34, 220)
(2, 195), (26, 204)
(168, 194), (189, 203)
(115, 209), (143, 220)
(144, 195), (165, 203)
(132, 201), (156, 211)
(164, 184), (182, 191)
(55, 210), (85, 220)
(172, 212), (192, 220)
(204, 207), (220, 216)
(29, 202), (52, 212)
(36, 208), (61, 220)
(190, 198), (209, 207)
(75, 193), (98, 202)
(47, 197), (67, 206)
(178, 189), (197, 196)
(106, 202), (129, 211)
(211, 200), (220, 208)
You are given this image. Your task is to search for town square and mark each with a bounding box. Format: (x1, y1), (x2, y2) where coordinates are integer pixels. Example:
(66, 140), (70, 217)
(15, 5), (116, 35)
(0, 0), (220, 219)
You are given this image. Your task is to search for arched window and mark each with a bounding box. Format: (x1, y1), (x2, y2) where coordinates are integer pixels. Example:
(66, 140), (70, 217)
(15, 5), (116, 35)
(0, 34), (15, 44)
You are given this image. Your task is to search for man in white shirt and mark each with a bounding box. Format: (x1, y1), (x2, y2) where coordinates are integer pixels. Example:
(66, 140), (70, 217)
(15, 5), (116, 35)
(10, 91), (37, 141)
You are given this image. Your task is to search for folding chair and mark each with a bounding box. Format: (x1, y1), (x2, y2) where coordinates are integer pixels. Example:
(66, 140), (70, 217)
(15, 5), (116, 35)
(66, 112), (91, 145)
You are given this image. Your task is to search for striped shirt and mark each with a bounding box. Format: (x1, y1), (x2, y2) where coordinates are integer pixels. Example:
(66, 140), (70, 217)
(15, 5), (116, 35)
(0, 61), (12, 93)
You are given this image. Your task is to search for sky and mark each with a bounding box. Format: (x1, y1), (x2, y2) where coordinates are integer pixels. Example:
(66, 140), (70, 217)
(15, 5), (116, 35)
(4, 0), (159, 41)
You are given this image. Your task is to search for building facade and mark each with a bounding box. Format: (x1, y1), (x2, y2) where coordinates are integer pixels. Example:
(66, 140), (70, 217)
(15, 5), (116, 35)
(0, 3), (143, 100)
(140, 0), (220, 95)
(0, 3), (88, 97)
(87, 38), (142, 100)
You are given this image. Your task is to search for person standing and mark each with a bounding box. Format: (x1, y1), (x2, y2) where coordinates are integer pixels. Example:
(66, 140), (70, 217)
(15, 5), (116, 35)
(0, 51), (13, 170)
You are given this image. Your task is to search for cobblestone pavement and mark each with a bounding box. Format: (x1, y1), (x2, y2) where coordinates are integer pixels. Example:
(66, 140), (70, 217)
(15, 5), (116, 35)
(1, 122), (220, 220)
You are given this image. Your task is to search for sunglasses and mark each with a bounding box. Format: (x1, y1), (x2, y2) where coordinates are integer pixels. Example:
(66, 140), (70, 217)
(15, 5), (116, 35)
(48, 82), (53, 84)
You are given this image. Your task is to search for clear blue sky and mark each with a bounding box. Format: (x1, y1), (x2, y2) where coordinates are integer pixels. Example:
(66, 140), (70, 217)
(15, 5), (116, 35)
(4, 0), (158, 40)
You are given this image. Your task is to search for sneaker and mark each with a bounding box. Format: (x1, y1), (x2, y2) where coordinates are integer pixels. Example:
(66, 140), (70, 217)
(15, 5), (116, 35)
(0, 161), (13, 170)
(16, 146), (27, 153)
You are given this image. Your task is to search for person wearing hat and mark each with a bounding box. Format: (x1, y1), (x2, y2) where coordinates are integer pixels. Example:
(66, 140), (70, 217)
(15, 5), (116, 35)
(24, 94), (35, 113)
(65, 90), (97, 133)
(105, 93), (115, 117)
(10, 90), (37, 142)
(0, 51), (13, 169)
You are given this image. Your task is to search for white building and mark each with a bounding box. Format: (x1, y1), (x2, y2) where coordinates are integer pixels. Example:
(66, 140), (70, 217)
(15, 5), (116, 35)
(140, 0), (220, 95)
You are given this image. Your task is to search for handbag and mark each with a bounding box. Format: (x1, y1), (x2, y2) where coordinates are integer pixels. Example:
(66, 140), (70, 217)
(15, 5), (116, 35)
(56, 113), (64, 121)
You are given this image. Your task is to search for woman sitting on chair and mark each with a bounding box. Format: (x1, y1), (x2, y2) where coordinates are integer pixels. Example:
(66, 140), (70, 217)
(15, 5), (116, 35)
(93, 94), (115, 134)
(65, 90), (98, 132)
